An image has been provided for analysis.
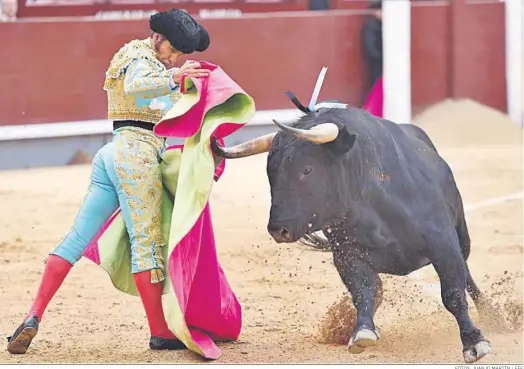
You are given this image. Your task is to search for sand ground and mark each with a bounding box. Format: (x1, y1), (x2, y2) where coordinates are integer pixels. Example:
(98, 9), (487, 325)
(0, 100), (522, 364)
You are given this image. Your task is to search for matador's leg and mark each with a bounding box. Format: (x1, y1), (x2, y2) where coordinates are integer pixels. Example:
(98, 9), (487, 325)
(7, 143), (119, 354)
(106, 129), (185, 350)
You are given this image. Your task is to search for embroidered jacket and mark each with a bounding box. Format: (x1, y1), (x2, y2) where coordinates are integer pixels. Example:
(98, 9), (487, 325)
(104, 38), (182, 124)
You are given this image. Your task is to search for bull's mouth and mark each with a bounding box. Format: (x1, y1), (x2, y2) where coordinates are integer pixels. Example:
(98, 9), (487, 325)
(267, 223), (304, 244)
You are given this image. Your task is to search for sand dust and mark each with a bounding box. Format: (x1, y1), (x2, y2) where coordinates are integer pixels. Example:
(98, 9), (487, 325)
(0, 100), (522, 364)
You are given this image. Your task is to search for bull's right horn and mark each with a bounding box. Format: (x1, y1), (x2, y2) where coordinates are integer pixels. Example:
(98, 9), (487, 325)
(272, 119), (339, 144)
(211, 132), (277, 159)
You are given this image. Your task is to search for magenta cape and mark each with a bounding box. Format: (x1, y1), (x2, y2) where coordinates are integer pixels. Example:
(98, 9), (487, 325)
(363, 76), (384, 118)
(82, 62), (255, 360)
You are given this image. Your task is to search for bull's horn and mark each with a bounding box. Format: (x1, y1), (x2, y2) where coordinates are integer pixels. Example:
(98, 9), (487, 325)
(211, 132), (277, 159)
(272, 119), (339, 144)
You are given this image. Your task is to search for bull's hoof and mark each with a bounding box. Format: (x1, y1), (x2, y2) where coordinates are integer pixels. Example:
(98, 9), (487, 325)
(463, 340), (491, 363)
(347, 328), (379, 354)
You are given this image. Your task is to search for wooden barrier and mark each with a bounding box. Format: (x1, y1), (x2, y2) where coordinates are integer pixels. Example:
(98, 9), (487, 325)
(0, 1), (506, 126)
(451, 0), (506, 112)
(17, 0), (309, 17)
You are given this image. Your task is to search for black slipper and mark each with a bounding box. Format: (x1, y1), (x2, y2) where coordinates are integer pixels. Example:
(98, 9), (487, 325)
(6, 315), (39, 354)
(149, 336), (187, 351)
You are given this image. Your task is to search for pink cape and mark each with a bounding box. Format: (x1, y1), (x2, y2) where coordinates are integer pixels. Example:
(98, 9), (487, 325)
(363, 76), (384, 118)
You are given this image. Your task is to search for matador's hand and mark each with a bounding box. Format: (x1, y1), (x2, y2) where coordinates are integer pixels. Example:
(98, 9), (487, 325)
(172, 61), (210, 85)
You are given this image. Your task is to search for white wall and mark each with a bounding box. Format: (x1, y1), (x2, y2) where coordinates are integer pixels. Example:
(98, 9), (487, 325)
(382, 0), (412, 123)
(505, 0), (524, 126)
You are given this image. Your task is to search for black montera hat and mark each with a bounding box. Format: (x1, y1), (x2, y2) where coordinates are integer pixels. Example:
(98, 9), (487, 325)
(149, 9), (210, 54)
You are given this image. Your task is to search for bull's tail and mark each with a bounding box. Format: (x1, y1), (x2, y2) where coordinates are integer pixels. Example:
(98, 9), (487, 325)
(465, 262), (482, 302)
(459, 210), (504, 328)
(465, 261), (506, 329)
(455, 195), (506, 329)
(456, 210), (471, 261)
(461, 221), (484, 307)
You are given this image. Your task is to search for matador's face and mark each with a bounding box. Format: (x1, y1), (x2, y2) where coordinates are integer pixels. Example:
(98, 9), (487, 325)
(151, 33), (183, 69)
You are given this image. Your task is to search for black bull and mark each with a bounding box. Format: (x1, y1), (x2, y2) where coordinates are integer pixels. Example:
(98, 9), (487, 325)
(211, 107), (501, 363)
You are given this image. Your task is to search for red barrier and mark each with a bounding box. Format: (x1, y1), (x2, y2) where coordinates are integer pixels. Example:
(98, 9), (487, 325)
(451, 0), (506, 112)
(17, 0), (309, 18)
(0, 1), (506, 126)
(411, 1), (451, 114)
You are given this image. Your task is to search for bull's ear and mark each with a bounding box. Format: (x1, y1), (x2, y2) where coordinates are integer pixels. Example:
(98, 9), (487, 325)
(326, 126), (357, 156)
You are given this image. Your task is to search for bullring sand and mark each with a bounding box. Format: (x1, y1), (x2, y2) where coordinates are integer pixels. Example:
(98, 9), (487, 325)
(0, 98), (522, 363)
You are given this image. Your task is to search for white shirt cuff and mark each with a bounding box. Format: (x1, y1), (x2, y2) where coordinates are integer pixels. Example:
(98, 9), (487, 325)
(168, 69), (180, 91)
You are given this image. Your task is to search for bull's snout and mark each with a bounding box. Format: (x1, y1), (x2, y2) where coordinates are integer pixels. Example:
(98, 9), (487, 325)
(267, 222), (296, 243)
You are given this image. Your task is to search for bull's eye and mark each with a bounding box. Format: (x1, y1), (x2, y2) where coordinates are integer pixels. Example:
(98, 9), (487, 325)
(303, 166), (312, 176)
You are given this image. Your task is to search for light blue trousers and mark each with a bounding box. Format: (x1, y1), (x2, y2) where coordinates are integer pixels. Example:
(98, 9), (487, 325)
(51, 128), (166, 275)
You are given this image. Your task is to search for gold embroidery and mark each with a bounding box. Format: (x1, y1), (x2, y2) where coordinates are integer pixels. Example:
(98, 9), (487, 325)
(170, 93), (182, 105)
(113, 127), (166, 283)
(104, 38), (182, 124)
(104, 38), (158, 84)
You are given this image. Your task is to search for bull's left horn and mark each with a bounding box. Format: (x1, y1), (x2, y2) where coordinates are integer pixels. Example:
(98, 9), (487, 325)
(211, 133), (277, 159)
(272, 119), (339, 144)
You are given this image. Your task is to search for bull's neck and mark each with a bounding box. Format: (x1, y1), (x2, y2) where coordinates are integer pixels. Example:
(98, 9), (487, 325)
(329, 139), (366, 223)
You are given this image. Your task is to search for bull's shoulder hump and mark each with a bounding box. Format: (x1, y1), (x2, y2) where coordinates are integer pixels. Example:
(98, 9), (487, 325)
(398, 124), (438, 152)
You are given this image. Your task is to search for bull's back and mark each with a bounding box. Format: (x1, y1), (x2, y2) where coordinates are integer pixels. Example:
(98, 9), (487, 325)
(369, 119), (464, 223)
(383, 122), (450, 181)
(347, 109), (458, 205)
(398, 123), (439, 153)
(343, 110), (468, 261)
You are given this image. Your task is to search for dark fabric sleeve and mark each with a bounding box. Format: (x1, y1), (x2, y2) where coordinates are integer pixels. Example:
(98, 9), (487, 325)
(362, 20), (382, 60)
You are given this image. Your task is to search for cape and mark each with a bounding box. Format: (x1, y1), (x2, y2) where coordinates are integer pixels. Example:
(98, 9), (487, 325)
(363, 75), (384, 118)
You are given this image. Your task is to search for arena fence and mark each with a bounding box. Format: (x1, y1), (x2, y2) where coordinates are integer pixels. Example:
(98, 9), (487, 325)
(0, 109), (299, 170)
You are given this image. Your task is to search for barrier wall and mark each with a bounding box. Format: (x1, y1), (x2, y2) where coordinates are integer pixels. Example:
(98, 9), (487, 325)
(451, 0), (506, 112)
(411, 1), (451, 113)
(16, 0), (308, 18)
(0, 1), (506, 126)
